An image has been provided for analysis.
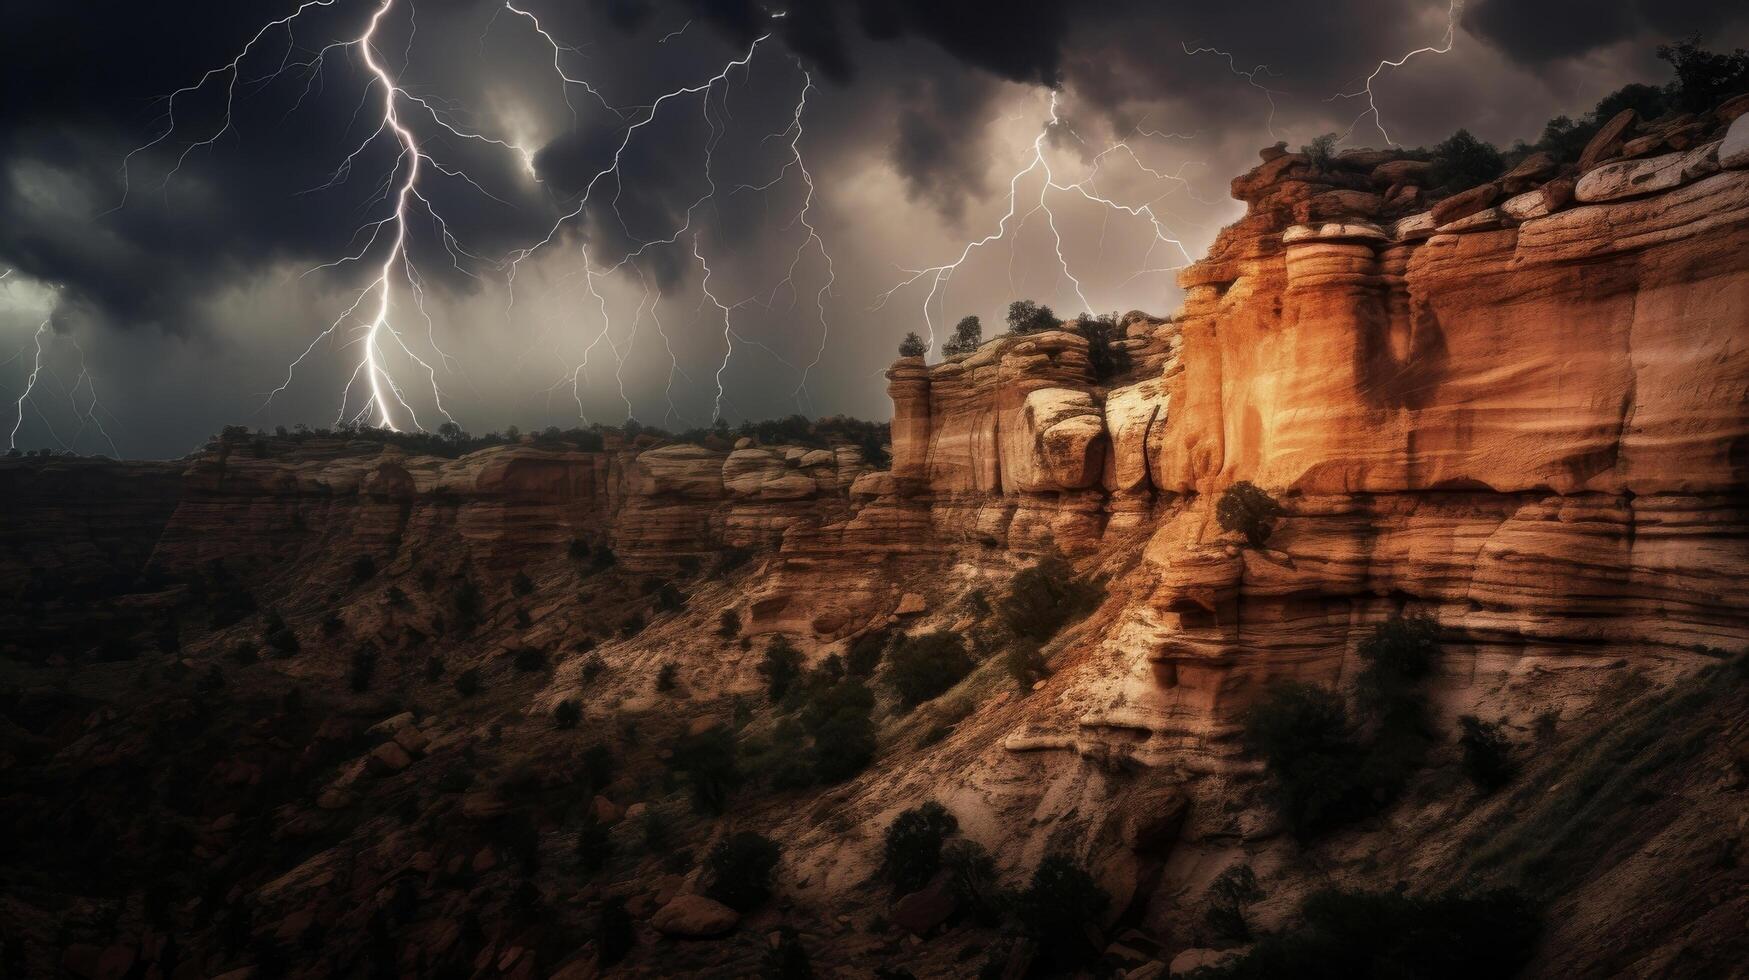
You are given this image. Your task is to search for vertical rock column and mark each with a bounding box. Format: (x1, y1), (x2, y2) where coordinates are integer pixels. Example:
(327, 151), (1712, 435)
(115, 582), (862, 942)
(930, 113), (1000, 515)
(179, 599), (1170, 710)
(885, 356), (932, 490)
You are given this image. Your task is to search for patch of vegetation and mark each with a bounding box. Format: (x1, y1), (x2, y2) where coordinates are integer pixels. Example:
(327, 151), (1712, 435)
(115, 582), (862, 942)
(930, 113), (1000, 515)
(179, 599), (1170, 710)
(941, 315), (983, 357)
(703, 831), (782, 912)
(1015, 853), (1110, 970)
(999, 554), (1103, 642)
(513, 647), (547, 672)
(1072, 312), (1132, 382)
(511, 571), (535, 597)
(846, 630), (888, 677)
(1006, 299), (1061, 335)
(1002, 640), (1049, 691)
(669, 723), (740, 814)
(1215, 481), (1284, 548)
(800, 677), (878, 783)
(1201, 887), (1540, 980)
(882, 801), (958, 895)
(1204, 864), (1264, 944)
(898, 332), (927, 358)
(887, 631), (976, 708)
(760, 635), (805, 704)
(718, 610), (741, 639)
(553, 699), (581, 729)
(655, 662), (679, 692)
(1458, 715), (1515, 792)
(1426, 129), (1504, 194)
(1301, 132), (1338, 172)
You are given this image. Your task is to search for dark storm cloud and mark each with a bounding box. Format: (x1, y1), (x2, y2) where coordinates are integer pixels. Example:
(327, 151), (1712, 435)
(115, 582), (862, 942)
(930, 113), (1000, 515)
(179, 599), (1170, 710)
(1468, 0), (1746, 65)
(4, 0), (1747, 456)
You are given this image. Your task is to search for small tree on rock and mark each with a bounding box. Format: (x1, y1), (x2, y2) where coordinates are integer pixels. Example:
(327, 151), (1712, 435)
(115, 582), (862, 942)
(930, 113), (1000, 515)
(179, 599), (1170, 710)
(1216, 481), (1284, 548)
(898, 332), (927, 358)
(941, 315), (983, 356)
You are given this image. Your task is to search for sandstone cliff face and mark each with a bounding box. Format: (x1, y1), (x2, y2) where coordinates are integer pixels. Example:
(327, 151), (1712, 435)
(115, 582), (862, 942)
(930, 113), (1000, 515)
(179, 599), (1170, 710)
(877, 127), (1749, 769)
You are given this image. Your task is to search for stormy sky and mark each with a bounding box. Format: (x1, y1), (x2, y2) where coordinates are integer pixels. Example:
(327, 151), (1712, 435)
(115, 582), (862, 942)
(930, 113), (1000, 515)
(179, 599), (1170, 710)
(1, 0), (1745, 458)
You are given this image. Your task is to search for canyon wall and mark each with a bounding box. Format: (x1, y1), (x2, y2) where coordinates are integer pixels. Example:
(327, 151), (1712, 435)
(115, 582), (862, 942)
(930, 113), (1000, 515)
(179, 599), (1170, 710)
(882, 117), (1749, 768)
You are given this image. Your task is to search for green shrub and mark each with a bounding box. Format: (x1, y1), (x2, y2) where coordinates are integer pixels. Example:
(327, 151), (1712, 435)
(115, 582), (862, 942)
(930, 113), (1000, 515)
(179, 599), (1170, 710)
(1073, 312), (1132, 382)
(846, 630), (888, 677)
(802, 679), (877, 783)
(1003, 641), (1049, 690)
(581, 742), (616, 790)
(620, 614), (645, 638)
(704, 832), (782, 912)
(1241, 681), (1370, 837)
(1458, 715), (1515, 792)
(1426, 129), (1504, 194)
(941, 839), (1005, 925)
(580, 654), (605, 682)
(655, 662), (679, 692)
(1659, 36), (1749, 113)
(1355, 613), (1439, 724)
(898, 332), (927, 358)
(511, 571), (535, 597)
(718, 610), (741, 639)
(554, 699), (581, 729)
(882, 801), (958, 895)
(1301, 132), (1338, 172)
(1205, 864), (1264, 944)
(1202, 887), (1540, 980)
(669, 724), (740, 813)
(887, 632), (975, 708)
(941, 315), (982, 357)
(1006, 299), (1060, 335)
(385, 586), (408, 607)
(568, 538), (591, 562)
(1215, 481), (1284, 548)
(1000, 555), (1102, 642)
(1016, 854), (1109, 969)
(760, 635), (805, 704)
(513, 647), (547, 672)
(453, 579), (482, 632)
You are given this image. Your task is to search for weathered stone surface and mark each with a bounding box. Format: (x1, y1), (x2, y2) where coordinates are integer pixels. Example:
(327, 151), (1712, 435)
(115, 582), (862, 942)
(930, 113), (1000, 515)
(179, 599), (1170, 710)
(1371, 158), (1431, 186)
(1576, 142), (1720, 203)
(1500, 189), (1550, 220)
(1282, 222), (1388, 244)
(1501, 150), (1557, 193)
(1722, 112), (1749, 169)
(1430, 182), (1499, 226)
(1579, 107), (1637, 172)
(651, 894), (739, 937)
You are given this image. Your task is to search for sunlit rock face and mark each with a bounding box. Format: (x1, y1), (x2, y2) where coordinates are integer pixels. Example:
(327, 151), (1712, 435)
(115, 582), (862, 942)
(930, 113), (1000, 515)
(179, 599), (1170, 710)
(879, 147), (1749, 769)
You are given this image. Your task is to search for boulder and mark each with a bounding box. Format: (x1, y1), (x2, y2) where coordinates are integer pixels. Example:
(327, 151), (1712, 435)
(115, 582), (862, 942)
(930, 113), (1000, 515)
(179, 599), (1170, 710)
(895, 592), (927, 616)
(1722, 112), (1749, 170)
(1430, 182), (1500, 226)
(1575, 142), (1720, 203)
(1392, 211), (1437, 240)
(889, 872), (959, 936)
(1541, 176), (1577, 212)
(590, 795), (622, 825)
(367, 741), (412, 775)
(1371, 158), (1430, 186)
(1719, 93), (1749, 124)
(651, 894), (740, 937)
(1500, 189), (1550, 221)
(1500, 151), (1556, 193)
(1282, 222), (1389, 245)
(1578, 108), (1637, 172)
(1170, 947), (1244, 975)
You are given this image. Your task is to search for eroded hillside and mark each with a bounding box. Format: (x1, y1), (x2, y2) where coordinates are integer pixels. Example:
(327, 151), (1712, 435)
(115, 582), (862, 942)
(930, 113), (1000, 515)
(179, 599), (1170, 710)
(3, 99), (1749, 980)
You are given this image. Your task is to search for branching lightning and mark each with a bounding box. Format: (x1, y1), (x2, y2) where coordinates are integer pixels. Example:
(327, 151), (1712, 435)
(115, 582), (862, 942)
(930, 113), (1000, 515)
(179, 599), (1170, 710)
(1181, 43), (1286, 141)
(1330, 0), (1463, 146)
(873, 92), (1198, 353)
(113, 0), (839, 432)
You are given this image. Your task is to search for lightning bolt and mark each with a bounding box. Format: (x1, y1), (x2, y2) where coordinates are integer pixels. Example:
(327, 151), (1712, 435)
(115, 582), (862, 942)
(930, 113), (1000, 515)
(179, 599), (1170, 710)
(1180, 43), (1286, 142)
(1330, 0), (1463, 146)
(8, 320), (50, 452)
(873, 91), (1197, 353)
